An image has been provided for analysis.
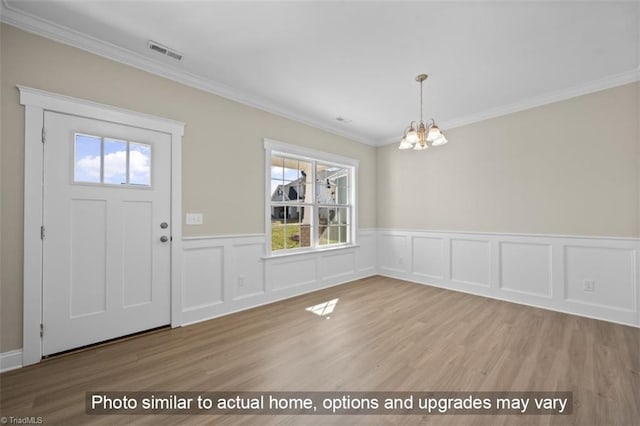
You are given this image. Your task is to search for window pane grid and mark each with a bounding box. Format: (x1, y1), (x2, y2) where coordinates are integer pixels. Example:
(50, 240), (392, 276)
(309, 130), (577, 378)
(74, 133), (151, 187)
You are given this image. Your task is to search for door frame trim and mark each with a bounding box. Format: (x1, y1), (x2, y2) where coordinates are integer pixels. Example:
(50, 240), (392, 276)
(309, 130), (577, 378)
(19, 86), (185, 366)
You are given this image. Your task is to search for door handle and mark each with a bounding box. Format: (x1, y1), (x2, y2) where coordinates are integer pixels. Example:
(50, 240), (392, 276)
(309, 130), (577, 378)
(160, 236), (169, 243)
(160, 222), (168, 229)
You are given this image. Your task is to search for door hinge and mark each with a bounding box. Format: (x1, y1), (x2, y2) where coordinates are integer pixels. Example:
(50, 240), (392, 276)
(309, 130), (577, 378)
(41, 226), (45, 240)
(41, 127), (46, 143)
(40, 323), (44, 337)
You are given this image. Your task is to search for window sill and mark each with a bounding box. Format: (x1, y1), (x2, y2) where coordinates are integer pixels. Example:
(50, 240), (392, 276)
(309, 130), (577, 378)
(262, 243), (360, 260)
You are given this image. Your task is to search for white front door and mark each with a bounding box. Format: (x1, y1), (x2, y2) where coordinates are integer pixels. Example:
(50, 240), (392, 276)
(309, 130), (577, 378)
(42, 111), (171, 355)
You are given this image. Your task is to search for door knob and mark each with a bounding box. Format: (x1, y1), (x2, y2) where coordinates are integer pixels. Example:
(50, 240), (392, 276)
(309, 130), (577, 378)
(160, 222), (168, 229)
(160, 236), (169, 243)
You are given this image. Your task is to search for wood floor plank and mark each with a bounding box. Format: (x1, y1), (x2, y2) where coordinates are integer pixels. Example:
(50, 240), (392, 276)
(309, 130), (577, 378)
(1, 276), (638, 425)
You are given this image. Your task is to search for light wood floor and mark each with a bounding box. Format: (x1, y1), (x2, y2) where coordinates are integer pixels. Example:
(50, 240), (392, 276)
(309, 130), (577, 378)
(1, 276), (638, 425)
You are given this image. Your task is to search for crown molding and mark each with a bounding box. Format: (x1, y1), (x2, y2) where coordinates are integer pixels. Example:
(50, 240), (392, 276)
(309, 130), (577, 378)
(440, 68), (640, 132)
(2, 1), (638, 149)
(0, 1), (375, 146)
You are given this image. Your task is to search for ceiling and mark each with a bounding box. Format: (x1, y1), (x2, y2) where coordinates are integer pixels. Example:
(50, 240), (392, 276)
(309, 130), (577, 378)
(2, 1), (639, 146)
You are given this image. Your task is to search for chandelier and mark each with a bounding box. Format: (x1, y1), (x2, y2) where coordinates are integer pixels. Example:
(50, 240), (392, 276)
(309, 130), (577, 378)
(398, 74), (448, 150)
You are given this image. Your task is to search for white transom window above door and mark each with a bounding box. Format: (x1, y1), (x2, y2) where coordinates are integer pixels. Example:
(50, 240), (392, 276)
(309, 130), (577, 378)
(73, 133), (152, 187)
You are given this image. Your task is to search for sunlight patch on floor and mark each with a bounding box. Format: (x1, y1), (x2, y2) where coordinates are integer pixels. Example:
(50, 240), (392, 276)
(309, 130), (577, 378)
(305, 298), (339, 318)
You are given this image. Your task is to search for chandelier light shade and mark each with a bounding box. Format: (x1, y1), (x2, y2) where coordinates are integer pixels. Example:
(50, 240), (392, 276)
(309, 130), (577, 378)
(399, 74), (448, 150)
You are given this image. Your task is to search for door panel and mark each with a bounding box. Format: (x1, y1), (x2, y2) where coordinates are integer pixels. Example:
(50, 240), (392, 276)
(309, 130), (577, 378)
(42, 111), (171, 355)
(122, 201), (153, 308)
(70, 198), (107, 318)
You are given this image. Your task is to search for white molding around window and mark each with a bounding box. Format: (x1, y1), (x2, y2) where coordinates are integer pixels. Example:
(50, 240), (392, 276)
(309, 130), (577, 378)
(264, 139), (360, 168)
(264, 139), (359, 258)
(19, 86), (185, 366)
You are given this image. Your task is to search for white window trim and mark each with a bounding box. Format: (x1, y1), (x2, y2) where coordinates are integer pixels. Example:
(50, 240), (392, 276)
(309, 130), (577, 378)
(19, 86), (185, 366)
(264, 138), (359, 258)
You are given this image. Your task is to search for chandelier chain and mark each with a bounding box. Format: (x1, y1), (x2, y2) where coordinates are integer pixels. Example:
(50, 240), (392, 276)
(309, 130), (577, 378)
(420, 79), (423, 123)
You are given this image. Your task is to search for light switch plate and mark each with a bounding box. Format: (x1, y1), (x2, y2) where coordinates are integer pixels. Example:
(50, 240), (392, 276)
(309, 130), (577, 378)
(186, 213), (203, 225)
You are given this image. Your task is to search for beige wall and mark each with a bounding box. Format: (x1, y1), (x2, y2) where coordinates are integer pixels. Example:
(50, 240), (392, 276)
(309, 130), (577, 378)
(377, 82), (640, 237)
(0, 24), (377, 352)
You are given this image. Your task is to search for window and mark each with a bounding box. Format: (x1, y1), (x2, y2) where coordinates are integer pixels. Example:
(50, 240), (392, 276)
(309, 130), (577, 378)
(265, 139), (358, 255)
(74, 133), (151, 186)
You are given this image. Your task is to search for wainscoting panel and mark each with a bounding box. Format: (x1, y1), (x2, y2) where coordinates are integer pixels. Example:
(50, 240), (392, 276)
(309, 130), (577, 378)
(356, 231), (377, 274)
(500, 242), (552, 298)
(269, 256), (318, 291)
(565, 245), (635, 312)
(232, 242), (265, 301)
(412, 236), (444, 280)
(377, 229), (639, 327)
(378, 233), (409, 275)
(320, 251), (356, 281)
(180, 229), (377, 326)
(182, 246), (224, 311)
(450, 239), (491, 287)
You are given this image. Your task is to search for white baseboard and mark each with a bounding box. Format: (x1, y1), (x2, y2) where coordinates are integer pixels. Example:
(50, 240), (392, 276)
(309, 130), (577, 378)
(1, 349), (23, 373)
(377, 229), (639, 327)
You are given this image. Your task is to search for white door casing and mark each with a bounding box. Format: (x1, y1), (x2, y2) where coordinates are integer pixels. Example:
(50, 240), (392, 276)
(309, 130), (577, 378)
(42, 112), (171, 355)
(19, 86), (185, 365)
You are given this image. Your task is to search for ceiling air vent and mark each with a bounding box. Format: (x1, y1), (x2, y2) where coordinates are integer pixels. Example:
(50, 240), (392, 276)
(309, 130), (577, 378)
(148, 40), (182, 61)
